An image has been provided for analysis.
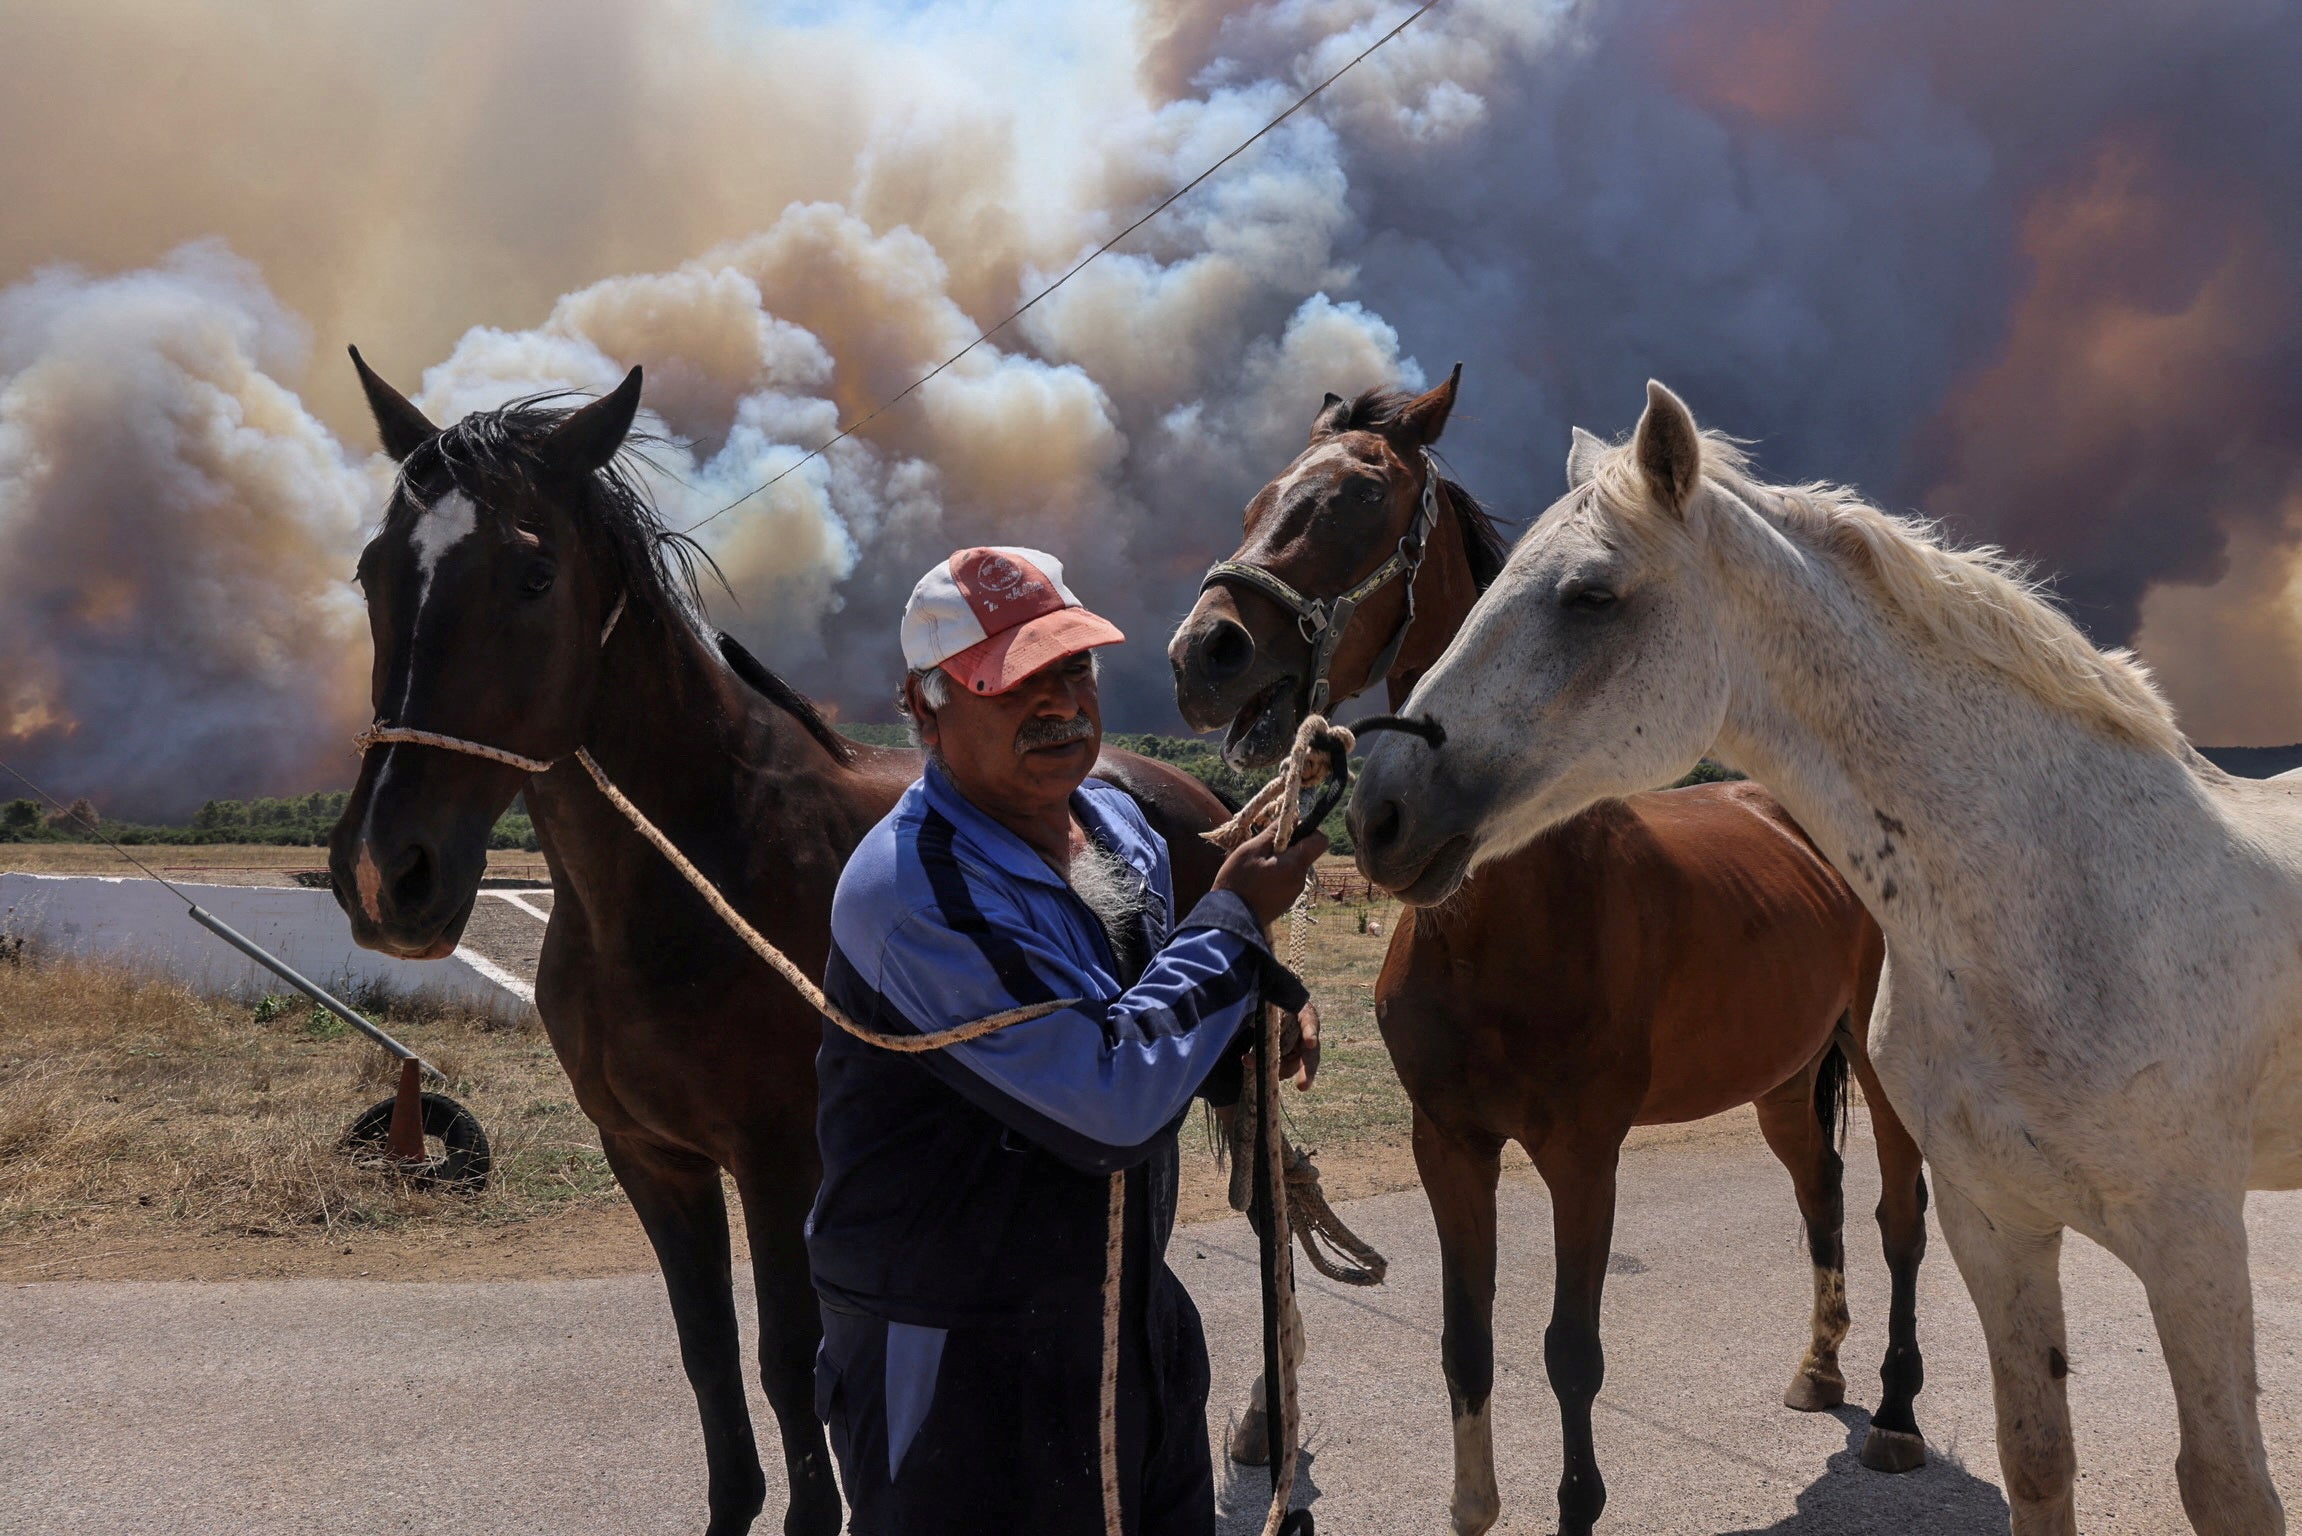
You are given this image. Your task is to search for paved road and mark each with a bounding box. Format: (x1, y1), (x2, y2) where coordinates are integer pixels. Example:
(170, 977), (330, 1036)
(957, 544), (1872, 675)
(9, 1113), (2302, 1534)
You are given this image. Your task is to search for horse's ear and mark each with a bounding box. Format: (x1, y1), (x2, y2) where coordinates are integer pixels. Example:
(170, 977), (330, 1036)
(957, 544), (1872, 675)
(1632, 380), (1701, 516)
(349, 346), (438, 461)
(1393, 362), (1461, 448)
(542, 366), (644, 478)
(1310, 391), (1352, 442)
(1566, 426), (1607, 489)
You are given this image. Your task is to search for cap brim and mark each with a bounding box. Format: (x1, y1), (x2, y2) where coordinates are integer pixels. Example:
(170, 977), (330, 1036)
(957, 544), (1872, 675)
(942, 608), (1126, 696)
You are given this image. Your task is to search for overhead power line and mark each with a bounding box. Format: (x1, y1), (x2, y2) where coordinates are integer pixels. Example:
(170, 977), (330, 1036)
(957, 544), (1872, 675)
(679, 0), (1440, 536)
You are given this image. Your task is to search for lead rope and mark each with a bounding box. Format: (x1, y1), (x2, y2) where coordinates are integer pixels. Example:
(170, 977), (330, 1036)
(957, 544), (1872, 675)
(352, 708), (1127, 1533)
(1202, 713), (1357, 1536)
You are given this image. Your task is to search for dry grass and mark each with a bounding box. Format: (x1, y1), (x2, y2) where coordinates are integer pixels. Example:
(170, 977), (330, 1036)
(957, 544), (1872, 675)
(0, 861), (1426, 1274)
(0, 946), (617, 1253)
(1277, 885), (1414, 1160)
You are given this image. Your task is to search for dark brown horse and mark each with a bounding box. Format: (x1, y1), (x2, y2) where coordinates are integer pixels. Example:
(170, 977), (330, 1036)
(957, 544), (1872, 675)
(327, 354), (1235, 1536)
(1168, 372), (1931, 1536)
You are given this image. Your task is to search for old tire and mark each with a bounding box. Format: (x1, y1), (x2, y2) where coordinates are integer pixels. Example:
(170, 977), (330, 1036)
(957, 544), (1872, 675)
(341, 1091), (492, 1192)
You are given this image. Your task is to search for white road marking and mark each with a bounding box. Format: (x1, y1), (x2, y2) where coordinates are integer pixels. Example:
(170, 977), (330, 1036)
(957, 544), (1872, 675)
(454, 943), (536, 1005)
(484, 890), (553, 923)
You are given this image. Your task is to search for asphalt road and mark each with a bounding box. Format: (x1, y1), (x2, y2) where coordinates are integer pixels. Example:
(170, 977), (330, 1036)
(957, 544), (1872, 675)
(9, 1112), (2302, 1535)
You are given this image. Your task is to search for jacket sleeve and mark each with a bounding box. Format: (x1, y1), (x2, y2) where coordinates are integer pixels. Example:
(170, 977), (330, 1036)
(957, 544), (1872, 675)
(865, 887), (1307, 1174)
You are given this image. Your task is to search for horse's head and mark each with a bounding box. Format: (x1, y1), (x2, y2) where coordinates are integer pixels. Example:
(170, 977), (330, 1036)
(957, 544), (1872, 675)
(1169, 367), (1467, 767)
(1352, 381), (1731, 904)
(328, 349), (647, 957)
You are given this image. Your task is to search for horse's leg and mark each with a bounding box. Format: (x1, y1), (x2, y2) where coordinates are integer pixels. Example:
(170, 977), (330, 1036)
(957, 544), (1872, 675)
(1935, 1178), (2075, 1536)
(2113, 1193), (2283, 1535)
(1412, 1107), (1504, 1536)
(1530, 1130), (1620, 1536)
(601, 1132), (767, 1536)
(732, 1148), (843, 1536)
(1755, 1053), (1850, 1415)
(1849, 1044), (1929, 1472)
(1220, 1096), (1276, 1466)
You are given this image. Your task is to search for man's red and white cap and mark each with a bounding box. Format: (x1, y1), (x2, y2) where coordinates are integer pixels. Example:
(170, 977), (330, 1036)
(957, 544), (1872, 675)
(902, 546), (1126, 696)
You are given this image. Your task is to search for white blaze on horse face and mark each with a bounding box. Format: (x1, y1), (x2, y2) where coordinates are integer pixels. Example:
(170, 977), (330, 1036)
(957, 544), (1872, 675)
(408, 489), (478, 618)
(1248, 440), (1369, 550)
(1271, 440), (1358, 504)
(363, 486), (481, 851)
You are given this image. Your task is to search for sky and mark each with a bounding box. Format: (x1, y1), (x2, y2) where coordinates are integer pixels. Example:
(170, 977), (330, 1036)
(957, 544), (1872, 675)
(5, 0), (2301, 817)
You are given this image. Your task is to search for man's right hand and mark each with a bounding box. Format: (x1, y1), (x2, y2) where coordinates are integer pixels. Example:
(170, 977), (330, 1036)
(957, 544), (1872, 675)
(1212, 824), (1329, 927)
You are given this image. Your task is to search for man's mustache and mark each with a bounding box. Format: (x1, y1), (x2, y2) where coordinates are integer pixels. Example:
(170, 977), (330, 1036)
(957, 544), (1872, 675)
(1014, 713), (1095, 755)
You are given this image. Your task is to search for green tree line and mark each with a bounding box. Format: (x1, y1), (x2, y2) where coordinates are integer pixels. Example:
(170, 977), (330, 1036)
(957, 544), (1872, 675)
(0, 790), (538, 850)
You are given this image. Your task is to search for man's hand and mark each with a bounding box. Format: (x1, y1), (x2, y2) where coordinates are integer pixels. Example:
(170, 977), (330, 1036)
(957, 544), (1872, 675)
(1213, 824), (1329, 927)
(1280, 1000), (1321, 1091)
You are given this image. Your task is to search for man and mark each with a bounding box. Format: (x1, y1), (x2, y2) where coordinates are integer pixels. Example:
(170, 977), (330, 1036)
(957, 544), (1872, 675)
(808, 546), (1326, 1535)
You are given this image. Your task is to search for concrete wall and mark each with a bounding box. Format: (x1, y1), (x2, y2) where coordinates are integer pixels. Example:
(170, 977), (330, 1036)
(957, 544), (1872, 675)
(0, 873), (524, 1013)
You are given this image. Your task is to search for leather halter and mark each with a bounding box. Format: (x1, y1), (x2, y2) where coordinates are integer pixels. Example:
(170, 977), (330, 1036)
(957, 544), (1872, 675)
(1199, 448), (1442, 718)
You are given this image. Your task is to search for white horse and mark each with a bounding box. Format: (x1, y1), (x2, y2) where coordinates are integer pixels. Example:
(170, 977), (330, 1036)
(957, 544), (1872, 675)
(1349, 381), (2302, 1535)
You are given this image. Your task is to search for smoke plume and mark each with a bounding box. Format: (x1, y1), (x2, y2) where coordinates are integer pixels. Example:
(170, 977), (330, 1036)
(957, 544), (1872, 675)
(6, 0), (2302, 816)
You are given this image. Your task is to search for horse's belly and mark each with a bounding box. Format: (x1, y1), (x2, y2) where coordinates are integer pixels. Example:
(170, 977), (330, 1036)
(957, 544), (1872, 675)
(2249, 1026), (2302, 1189)
(1633, 1017), (1829, 1125)
(1633, 948), (1856, 1124)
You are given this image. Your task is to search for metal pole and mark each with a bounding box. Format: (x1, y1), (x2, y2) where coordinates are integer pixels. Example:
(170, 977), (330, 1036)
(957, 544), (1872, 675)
(185, 904), (442, 1082)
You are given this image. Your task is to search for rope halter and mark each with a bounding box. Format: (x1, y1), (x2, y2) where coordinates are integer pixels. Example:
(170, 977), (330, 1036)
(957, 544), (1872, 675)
(351, 590), (627, 775)
(1199, 448), (1443, 719)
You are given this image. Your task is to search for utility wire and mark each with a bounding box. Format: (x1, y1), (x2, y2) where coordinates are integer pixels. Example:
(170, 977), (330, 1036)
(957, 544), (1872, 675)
(679, 0), (1440, 536)
(1, 757), (201, 904)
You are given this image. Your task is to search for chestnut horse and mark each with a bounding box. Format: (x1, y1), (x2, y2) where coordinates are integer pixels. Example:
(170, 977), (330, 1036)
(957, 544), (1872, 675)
(1168, 371), (1930, 1535)
(327, 354), (1236, 1536)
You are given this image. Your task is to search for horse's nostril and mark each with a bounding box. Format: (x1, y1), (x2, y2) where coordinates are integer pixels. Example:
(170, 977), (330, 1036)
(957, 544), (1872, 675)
(1201, 619), (1254, 684)
(1365, 799), (1404, 856)
(389, 843), (434, 915)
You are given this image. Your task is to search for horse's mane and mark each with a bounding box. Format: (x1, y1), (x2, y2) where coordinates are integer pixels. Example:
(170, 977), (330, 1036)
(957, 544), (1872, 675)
(1438, 475), (1510, 593)
(1588, 430), (2185, 757)
(391, 395), (851, 764)
(716, 633), (853, 762)
(1334, 388), (1513, 594)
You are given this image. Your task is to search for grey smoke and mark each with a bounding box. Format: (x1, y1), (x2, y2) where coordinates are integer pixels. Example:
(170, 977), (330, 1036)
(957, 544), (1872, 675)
(7, 0), (2302, 819)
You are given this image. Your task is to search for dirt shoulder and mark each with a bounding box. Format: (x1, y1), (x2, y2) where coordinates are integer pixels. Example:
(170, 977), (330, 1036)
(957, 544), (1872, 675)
(0, 1116), (1767, 1285)
(4, 875), (1770, 1285)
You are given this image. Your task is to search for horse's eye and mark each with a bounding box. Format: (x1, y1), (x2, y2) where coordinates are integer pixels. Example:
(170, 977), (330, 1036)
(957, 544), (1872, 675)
(1566, 585), (1617, 612)
(520, 559), (557, 597)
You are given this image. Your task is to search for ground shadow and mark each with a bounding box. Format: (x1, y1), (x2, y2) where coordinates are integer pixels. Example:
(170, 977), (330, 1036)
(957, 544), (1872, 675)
(1214, 1440), (1321, 1534)
(1721, 1406), (2011, 1535)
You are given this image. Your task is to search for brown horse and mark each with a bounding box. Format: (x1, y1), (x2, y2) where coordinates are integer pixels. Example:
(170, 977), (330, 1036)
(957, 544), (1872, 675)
(1168, 372), (1931, 1535)
(327, 354), (1236, 1536)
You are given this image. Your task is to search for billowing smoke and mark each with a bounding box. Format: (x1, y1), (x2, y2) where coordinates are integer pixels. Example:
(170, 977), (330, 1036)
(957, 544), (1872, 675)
(7, 0), (2302, 817)
(0, 244), (379, 816)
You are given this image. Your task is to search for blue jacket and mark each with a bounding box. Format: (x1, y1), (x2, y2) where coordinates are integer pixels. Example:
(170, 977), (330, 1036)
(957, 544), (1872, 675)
(807, 761), (1303, 1327)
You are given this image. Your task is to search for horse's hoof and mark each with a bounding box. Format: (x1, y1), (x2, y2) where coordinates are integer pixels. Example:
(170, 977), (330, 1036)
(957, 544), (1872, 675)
(1230, 1404), (1271, 1466)
(1860, 1426), (1927, 1473)
(1448, 1496), (1500, 1536)
(1782, 1368), (1845, 1412)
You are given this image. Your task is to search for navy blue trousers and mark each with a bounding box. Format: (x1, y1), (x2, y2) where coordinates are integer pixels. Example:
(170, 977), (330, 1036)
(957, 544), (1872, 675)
(816, 1265), (1214, 1535)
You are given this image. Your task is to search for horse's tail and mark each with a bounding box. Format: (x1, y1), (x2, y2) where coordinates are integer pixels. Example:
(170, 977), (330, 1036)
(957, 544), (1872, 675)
(1814, 1032), (1852, 1153)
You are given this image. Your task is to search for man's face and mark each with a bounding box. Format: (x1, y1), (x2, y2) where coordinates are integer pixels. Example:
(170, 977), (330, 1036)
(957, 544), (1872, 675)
(914, 651), (1103, 820)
